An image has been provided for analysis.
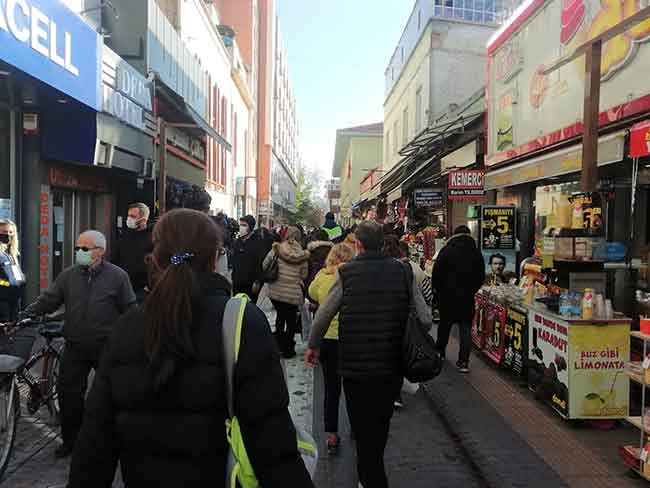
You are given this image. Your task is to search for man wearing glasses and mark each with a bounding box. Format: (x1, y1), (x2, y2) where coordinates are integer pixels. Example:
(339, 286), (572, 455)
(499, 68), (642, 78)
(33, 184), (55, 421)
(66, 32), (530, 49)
(24, 230), (136, 459)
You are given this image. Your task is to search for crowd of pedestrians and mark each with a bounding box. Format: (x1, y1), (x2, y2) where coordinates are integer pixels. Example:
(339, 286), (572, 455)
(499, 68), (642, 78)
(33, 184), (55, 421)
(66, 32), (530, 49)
(0, 193), (488, 487)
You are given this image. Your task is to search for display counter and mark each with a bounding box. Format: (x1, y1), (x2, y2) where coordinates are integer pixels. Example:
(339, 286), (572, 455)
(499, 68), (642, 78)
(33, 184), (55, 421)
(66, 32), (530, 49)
(472, 291), (631, 420)
(525, 305), (630, 420)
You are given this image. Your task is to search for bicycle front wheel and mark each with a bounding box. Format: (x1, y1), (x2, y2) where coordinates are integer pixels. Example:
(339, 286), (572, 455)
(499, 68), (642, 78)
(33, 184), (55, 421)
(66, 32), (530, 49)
(0, 377), (19, 481)
(46, 344), (63, 422)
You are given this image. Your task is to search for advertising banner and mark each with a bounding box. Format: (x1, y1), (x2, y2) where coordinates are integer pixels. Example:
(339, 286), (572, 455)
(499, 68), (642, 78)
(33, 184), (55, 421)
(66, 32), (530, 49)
(502, 306), (528, 376)
(483, 302), (508, 365)
(481, 206), (516, 250)
(472, 293), (487, 349)
(630, 119), (650, 158)
(568, 325), (630, 419)
(528, 310), (570, 417)
(448, 170), (486, 200)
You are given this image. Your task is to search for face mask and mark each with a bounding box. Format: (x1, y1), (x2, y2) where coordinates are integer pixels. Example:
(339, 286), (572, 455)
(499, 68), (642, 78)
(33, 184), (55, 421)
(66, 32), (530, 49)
(126, 217), (138, 230)
(239, 225), (250, 237)
(0, 234), (10, 245)
(76, 249), (93, 267)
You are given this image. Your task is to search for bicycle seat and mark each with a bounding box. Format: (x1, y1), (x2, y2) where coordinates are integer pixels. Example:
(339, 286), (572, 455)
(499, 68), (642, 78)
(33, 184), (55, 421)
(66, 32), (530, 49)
(38, 323), (65, 339)
(0, 354), (25, 373)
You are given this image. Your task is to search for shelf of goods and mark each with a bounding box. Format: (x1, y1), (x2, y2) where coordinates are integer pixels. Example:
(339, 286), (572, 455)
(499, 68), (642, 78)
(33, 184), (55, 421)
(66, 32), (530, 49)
(623, 331), (650, 481)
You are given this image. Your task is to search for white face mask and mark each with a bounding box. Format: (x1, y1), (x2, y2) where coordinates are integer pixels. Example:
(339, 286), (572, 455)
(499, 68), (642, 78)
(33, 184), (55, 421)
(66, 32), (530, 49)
(239, 225), (249, 237)
(126, 217), (138, 230)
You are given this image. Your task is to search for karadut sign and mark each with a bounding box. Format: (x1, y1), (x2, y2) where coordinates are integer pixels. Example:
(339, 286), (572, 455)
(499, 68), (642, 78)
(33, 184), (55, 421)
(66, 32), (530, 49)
(0, 0), (100, 110)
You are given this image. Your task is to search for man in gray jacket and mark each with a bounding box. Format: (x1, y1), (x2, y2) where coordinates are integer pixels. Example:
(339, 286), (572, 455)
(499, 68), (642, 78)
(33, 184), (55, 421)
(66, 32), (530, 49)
(24, 230), (136, 458)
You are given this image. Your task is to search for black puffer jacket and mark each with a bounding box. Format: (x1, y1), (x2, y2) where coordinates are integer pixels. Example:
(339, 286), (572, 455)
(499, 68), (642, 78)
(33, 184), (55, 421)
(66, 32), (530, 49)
(338, 253), (409, 380)
(431, 233), (485, 323)
(112, 227), (153, 291)
(67, 273), (313, 488)
(232, 232), (268, 289)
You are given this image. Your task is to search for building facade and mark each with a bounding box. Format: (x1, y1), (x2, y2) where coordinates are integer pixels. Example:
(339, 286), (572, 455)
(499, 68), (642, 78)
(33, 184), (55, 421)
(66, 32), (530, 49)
(258, 0), (300, 225)
(332, 123), (384, 225)
(383, 0), (498, 172)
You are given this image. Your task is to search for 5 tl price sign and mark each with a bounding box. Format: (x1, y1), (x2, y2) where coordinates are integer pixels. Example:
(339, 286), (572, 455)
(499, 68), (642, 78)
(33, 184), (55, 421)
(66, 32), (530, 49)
(481, 206), (516, 250)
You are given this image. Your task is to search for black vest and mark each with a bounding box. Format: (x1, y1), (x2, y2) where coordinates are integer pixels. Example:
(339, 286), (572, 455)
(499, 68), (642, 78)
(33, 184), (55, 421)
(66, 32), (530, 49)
(338, 253), (409, 380)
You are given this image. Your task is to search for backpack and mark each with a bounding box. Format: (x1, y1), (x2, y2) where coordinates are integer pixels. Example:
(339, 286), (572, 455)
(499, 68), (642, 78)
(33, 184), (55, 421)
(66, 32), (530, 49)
(222, 294), (318, 488)
(0, 252), (26, 287)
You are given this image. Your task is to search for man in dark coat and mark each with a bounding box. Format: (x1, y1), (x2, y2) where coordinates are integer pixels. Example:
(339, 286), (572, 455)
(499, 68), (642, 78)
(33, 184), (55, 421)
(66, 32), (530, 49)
(113, 203), (153, 303)
(432, 225), (485, 373)
(306, 221), (430, 488)
(231, 215), (267, 301)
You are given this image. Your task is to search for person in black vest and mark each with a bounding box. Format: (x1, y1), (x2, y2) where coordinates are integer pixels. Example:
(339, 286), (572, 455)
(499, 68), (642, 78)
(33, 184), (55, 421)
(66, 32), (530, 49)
(113, 203), (153, 304)
(432, 225), (485, 373)
(305, 221), (430, 488)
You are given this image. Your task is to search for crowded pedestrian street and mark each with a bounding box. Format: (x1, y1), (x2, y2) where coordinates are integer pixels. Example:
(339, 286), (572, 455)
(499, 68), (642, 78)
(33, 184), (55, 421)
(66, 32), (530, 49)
(2, 0), (650, 487)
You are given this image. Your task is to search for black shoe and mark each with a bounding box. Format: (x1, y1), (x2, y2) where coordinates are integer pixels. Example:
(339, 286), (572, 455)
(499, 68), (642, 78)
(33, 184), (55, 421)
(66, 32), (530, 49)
(456, 361), (470, 373)
(54, 444), (73, 459)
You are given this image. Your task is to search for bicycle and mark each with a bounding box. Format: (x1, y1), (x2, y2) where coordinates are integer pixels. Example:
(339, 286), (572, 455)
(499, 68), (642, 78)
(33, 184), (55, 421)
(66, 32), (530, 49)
(0, 317), (64, 480)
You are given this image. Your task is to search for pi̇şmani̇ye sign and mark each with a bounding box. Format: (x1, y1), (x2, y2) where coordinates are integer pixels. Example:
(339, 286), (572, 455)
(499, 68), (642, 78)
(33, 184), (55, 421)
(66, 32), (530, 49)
(481, 206), (516, 250)
(448, 170), (486, 200)
(630, 119), (650, 158)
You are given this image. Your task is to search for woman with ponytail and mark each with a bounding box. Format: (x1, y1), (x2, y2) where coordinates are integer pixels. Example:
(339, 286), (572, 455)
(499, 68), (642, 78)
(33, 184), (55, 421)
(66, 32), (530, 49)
(67, 209), (313, 487)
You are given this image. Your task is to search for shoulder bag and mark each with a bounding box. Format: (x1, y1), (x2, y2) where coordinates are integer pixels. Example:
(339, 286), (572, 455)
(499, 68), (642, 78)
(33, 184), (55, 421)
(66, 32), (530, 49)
(222, 294), (318, 488)
(401, 263), (443, 383)
(261, 250), (279, 283)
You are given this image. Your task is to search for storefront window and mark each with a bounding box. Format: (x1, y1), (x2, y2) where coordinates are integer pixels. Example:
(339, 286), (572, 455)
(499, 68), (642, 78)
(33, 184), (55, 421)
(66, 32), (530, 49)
(534, 181), (581, 256)
(0, 106), (10, 202)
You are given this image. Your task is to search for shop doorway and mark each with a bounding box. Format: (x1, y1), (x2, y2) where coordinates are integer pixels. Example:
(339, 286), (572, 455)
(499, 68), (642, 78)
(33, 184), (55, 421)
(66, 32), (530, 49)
(50, 189), (110, 280)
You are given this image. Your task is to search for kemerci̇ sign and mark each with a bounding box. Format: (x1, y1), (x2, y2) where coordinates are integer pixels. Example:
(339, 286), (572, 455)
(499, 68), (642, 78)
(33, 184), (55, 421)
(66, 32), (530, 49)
(0, 0), (100, 110)
(448, 170), (486, 200)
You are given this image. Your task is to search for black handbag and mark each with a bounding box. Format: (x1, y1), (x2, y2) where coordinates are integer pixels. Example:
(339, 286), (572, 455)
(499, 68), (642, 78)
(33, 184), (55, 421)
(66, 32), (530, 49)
(262, 251), (279, 283)
(402, 263), (443, 383)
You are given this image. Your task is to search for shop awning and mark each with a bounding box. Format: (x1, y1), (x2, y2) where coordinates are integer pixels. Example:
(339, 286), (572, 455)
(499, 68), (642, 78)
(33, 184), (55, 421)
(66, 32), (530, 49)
(155, 77), (231, 151)
(485, 131), (626, 190)
(386, 187), (402, 203)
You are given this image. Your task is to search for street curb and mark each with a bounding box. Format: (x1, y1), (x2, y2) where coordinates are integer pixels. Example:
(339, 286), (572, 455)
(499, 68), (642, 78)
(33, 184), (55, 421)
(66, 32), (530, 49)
(422, 363), (569, 488)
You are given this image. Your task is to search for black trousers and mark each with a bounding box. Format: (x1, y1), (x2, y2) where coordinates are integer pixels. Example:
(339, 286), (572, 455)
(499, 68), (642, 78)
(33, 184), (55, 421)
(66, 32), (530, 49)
(270, 299), (298, 350)
(320, 339), (341, 433)
(344, 377), (402, 488)
(58, 343), (103, 448)
(436, 318), (472, 363)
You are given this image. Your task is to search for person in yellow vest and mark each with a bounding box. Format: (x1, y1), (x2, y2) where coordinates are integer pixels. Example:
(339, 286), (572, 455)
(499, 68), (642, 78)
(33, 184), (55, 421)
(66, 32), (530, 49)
(308, 243), (355, 456)
(321, 212), (344, 243)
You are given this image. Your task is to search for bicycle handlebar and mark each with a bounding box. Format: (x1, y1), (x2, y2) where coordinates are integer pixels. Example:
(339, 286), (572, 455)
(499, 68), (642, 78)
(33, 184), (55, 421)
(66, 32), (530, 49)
(0, 315), (63, 332)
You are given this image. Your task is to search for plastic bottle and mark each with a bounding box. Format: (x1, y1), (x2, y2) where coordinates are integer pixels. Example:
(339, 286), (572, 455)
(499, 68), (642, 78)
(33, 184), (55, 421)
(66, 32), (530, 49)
(582, 288), (594, 320)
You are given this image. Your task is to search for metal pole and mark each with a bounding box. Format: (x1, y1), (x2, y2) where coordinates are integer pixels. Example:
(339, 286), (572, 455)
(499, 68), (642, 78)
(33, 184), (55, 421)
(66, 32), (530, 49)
(158, 117), (167, 214)
(580, 41), (602, 192)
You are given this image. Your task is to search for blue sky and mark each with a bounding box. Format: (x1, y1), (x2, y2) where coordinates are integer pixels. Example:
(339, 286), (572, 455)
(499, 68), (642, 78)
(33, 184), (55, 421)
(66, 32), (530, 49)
(276, 0), (414, 179)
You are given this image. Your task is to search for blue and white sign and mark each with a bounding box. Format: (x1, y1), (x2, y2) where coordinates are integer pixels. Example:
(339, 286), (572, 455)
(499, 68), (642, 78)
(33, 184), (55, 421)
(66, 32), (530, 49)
(0, 0), (100, 110)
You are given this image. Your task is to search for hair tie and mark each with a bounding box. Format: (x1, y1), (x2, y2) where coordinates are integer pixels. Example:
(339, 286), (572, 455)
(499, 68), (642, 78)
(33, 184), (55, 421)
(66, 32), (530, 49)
(170, 252), (194, 266)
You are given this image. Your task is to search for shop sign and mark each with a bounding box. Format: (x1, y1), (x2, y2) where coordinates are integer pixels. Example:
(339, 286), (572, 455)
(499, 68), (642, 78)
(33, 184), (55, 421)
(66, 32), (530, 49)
(413, 188), (444, 208)
(49, 167), (108, 193)
(166, 126), (206, 162)
(448, 170), (485, 200)
(102, 47), (153, 133)
(503, 306), (528, 376)
(39, 187), (50, 292)
(630, 119), (650, 158)
(528, 310), (569, 417)
(568, 325), (629, 418)
(487, 0), (650, 167)
(481, 206), (516, 250)
(0, 0), (100, 110)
